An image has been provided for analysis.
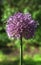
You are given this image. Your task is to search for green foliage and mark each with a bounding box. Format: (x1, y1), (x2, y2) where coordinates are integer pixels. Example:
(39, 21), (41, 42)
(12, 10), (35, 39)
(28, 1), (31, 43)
(0, 51), (7, 61)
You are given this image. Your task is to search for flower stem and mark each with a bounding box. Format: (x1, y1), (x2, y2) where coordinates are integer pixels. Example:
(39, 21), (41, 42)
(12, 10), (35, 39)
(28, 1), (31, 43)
(20, 34), (23, 65)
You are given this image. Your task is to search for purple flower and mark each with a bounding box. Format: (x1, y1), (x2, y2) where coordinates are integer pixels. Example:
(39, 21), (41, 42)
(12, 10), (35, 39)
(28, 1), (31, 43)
(6, 12), (38, 39)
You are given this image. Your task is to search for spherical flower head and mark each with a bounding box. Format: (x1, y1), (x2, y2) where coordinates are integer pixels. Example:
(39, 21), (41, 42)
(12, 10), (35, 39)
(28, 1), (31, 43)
(6, 12), (38, 39)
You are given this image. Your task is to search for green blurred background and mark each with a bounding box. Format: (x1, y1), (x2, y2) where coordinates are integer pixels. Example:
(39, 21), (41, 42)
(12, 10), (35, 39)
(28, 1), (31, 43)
(0, 0), (41, 65)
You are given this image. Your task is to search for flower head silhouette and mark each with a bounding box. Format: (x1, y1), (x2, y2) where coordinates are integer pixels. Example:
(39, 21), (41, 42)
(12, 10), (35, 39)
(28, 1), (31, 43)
(6, 12), (38, 39)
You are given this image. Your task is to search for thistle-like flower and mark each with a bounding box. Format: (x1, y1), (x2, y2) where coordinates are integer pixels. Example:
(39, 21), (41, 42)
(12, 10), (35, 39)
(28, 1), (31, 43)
(6, 12), (38, 39)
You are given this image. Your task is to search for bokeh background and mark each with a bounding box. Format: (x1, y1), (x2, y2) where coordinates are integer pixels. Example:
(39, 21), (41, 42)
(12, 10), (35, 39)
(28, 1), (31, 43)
(0, 0), (41, 65)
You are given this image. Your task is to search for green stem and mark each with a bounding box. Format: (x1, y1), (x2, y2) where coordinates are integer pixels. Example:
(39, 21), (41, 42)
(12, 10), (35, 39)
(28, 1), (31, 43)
(20, 34), (23, 65)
